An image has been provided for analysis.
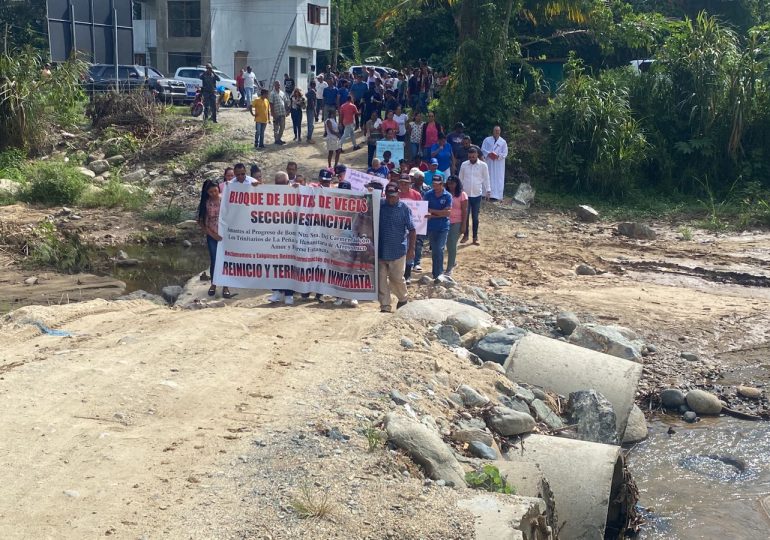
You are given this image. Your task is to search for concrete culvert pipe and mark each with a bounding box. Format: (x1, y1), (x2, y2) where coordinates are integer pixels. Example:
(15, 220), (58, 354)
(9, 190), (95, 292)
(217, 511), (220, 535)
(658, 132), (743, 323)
(503, 333), (642, 437)
(505, 434), (631, 540)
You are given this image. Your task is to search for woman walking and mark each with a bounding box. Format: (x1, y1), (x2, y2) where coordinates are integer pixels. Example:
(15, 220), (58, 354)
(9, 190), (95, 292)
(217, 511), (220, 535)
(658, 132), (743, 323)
(445, 175), (468, 276)
(290, 88), (305, 141)
(197, 179), (231, 298)
(363, 110), (383, 168)
(421, 111), (443, 161)
(407, 111), (424, 163)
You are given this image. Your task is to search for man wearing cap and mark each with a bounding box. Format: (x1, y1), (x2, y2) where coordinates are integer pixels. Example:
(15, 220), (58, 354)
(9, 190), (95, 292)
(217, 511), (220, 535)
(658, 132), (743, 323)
(410, 167), (429, 194)
(423, 175), (452, 281)
(199, 64), (220, 123)
(334, 164), (347, 184)
(458, 146), (491, 245)
(312, 168), (334, 188)
(398, 173), (424, 284)
(378, 182), (416, 313)
(424, 159), (444, 185)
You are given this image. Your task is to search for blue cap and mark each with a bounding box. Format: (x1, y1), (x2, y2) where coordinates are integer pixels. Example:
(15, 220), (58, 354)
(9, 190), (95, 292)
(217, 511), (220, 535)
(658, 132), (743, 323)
(430, 158), (439, 165)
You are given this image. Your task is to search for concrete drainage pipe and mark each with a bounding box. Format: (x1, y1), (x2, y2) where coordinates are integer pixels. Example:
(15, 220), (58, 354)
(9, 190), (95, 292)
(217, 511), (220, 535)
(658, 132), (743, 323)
(503, 333), (643, 437)
(505, 434), (630, 540)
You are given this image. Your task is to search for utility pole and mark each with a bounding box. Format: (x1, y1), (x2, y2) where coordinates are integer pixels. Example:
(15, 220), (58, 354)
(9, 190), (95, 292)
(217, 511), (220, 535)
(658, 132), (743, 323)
(333, 0), (339, 70)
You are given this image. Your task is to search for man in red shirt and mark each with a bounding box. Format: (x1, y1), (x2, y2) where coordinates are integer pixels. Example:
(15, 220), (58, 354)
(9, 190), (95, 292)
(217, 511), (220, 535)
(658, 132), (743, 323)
(338, 95), (361, 151)
(398, 173), (423, 201)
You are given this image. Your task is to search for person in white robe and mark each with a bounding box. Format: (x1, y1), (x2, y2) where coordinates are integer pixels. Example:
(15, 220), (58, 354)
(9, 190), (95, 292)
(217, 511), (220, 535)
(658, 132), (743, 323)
(481, 126), (508, 201)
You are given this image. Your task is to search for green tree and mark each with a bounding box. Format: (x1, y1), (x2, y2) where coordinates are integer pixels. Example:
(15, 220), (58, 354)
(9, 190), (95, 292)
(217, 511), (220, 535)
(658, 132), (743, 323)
(0, 0), (47, 51)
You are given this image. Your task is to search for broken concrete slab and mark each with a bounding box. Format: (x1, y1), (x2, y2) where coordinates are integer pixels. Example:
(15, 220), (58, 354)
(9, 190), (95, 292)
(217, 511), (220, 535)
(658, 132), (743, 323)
(569, 323), (645, 362)
(396, 299), (493, 327)
(457, 493), (548, 540)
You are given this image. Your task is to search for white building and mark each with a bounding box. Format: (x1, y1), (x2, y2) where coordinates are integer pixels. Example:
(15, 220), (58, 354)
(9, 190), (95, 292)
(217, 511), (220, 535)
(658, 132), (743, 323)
(133, 0), (330, 88)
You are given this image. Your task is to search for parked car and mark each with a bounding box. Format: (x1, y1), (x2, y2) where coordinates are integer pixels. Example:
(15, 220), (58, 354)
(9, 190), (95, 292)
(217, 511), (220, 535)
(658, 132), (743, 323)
(348, 65), (399, 79)
(173, 66), (239, 100)
(84, 64), (188, 103)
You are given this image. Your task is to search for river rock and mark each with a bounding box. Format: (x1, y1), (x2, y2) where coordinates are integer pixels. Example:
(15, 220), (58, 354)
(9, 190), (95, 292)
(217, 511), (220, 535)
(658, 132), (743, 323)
(556, 311), (580, 336)
(530, 398), (564, 430)
(576, 264), (596, 276)
(487, 406), (536, 436)
(567, 389), (618, 444)
(683, 411), (698, 423)
(400, 337), (415, 349)
(569, 323), (644, 361)
(576, 205), (599, 222)
(680, 351), (700, 362)
(660, 388), (686, 409)
(87, 151), (104, 163)
(471, 327), (527, 364)
(446, 312), (484, 335)
(396, 299), (493, 327)
(435, 325), (461, 346)
(489, 277), (511, 288)
(106, 154), (125, 165)
(622, 404), (648, 444)
(457, 384), (489, 408)
(617, 222), (657, 240)
(123, 169), (147, 184)
(737, 385), (762, 399)
(498, 395), (531, 415)
(384, 413), (466, 487)
(482, 361), (506, 375)
(24, 276), (39, 285)
(685, 389), (722, 415)
(88, 159), (110, 174)
(77, 166), (96, 179)
(390, 389), (409, 405)
(468, 441), (498, 460)
(161, 285), (184, 305)
(451, 427), (494, 447)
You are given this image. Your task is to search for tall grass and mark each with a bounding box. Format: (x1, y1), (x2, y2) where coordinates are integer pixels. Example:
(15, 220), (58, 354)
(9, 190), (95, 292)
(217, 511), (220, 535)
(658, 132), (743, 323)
(18, 161), (87, 206)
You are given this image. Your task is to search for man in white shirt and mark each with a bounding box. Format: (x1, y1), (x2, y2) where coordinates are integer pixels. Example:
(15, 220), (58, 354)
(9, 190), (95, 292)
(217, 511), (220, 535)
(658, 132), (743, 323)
(481, 125), (508, 201)
(458, 146), (490, 245)
(315, 75), (328, 122)
(243, 66), (257, 106)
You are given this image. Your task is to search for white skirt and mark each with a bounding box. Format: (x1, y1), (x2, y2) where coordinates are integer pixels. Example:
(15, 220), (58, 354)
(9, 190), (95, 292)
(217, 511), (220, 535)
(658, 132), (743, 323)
(326, 136), (341, 152)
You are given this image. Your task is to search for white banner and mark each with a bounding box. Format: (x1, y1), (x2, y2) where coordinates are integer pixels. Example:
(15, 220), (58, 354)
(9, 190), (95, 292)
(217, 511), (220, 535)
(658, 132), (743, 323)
(347, 169), (387, 192)
(213, 184), (379, 300)
(401, 200), (428, 235)
(376, 140), (405, 164)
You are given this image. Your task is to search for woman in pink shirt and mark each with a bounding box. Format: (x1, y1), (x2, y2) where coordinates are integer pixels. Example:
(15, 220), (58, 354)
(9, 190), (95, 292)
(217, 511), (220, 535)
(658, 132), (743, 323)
(420, 111), (443, 161)
(197, 179), (231, 298)
(380, 110), (398, 135)
(445, 175), (467, 276)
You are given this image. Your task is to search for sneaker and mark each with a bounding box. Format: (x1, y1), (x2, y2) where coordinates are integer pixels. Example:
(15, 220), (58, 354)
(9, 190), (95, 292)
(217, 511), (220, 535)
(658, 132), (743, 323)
(445, 267), (453, 277)
(333, 298), (344, 306)
(268, 291), (282, 303)
(413, 264), (423, 272)
(396, 300), (408, 309)
(284, 295), (294, 305)
(380, 305), (392, 313)
(348, 299), (359, 306)
(404, 277), (412, 285)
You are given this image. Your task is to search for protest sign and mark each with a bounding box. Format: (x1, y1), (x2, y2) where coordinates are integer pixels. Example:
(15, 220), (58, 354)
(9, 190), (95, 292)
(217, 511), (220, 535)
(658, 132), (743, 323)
(401, 200), (428, 235)
(376, 140), (404, 164)
(214, 184), (379, 300)
(347, 169), (387, 192)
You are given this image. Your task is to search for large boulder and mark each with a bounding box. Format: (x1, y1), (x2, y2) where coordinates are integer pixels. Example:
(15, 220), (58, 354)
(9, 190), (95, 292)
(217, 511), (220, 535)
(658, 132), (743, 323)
(660, 388), (686, 409)
(686, 390), (722, 415)
(567, 389), (618, 445)
(622, 404), (648, 444)
(487, 406), (536, 436)
(384, 413), (466, 487)
(576, 205), (599, 222)
(569, 323), (644, 361)
(617, 222), (657, 240)
(472, 327), (527, 364)
(446, 312), (485, 335)
(396, 299), (492, 327)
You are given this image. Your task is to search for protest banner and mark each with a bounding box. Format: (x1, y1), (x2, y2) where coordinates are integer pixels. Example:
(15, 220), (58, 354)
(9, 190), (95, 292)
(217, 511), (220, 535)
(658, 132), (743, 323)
(346, 169), (387, 192)
(376, 140), (404, 164)
(401, 200), (428, 235)
(214, 184), (379, 300)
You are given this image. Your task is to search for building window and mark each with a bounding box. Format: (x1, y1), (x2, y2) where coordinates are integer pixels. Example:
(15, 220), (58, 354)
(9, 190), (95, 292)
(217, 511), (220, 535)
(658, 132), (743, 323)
(300, 58), (307, 74)
(168, 51), (202, 74)
(307, 3), (328, 25)
(168, 1), (201, 37)
(289, 56), (296, 79)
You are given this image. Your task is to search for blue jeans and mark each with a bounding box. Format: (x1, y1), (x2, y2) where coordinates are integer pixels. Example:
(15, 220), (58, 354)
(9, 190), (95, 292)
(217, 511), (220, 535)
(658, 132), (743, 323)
(206, 235), (218, 282)
(306, 107), (315, 139)
(244, 87), (254, 104)
(254, 122), (266, 147)
(466, 195), (482, 239)
(427, 229), (449, 278)
(367, 144), (377, 168)
(413, 235), (426, 266)
(447, 222), (462, 271)
(409, 142), (420, 162)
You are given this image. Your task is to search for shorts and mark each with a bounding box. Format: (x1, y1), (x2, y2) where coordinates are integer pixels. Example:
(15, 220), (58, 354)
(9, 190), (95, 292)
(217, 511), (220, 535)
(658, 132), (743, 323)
(326, 136), (341, 152)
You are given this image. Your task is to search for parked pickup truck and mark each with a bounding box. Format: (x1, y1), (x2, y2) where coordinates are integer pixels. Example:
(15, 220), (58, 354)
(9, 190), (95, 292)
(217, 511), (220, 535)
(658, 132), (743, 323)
(84, 64), (188, 103)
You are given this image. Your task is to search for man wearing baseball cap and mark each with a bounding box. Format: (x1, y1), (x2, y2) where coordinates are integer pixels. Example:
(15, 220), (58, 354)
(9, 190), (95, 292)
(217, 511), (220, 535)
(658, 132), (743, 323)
(378, 182), (416, 313)
(410, 167), (429, 194)
(424, 158), (444, 185)
(423, 173), (452, 281)
(312, 168), (334, 187)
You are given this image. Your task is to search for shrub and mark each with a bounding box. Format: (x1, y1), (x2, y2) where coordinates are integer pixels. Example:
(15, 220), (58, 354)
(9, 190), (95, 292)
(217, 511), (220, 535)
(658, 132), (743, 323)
(25, 222), (91, 273)
(201, 140), (252, 163)
(143, 205), (188, 224)
(19, 161), (87, 205)
(0, 148), (26, 181)
(79, 178), (149, 210)
(465, 464), (516, 494)
(87, 90), (158, 133)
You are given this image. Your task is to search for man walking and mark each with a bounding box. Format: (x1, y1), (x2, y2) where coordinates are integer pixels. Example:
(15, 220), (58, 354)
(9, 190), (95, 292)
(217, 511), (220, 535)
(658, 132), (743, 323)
(350, 74), (368, 130)
(481, 125), (508, 201)
(378, 182), (416, 313)
(322, 80), (339, 134)
(248, 88), (271, 148)
(269, 80), (289, 145)
(458, 146), (490, 245)
(243, 66), (257, 105)
(199, 64), (220, 123)
(423, 176), (452, 281)
(283, 72), (295, 95)
(305, 81), (317, 141)
(339, 95), (361, 151)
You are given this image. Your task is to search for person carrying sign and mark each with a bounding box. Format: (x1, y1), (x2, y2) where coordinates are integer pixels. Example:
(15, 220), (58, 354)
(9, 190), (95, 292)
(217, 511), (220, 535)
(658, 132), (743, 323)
(378, 182), (416, 313)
